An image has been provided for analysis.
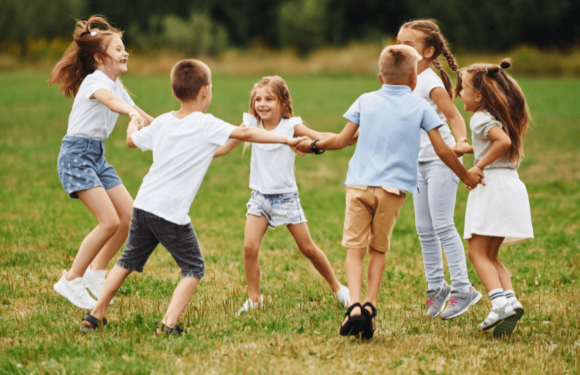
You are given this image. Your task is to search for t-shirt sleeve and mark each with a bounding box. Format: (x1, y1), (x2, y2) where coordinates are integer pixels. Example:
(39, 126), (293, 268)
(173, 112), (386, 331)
(343, 96), (361, 125)
(287, 116), (303, 127)
(82, 74), (110, 100)
(242, 113), (258, 128)
(420, 103), (444, 132)
(471, 112), (503, 139)
(131, 119), (160, 151)
(206, 115), (238, 146)
(422, 71), (445, 97)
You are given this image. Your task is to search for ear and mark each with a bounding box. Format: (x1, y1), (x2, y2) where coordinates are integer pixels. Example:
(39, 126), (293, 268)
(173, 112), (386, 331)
(378, 73), (385, 85)
(475, 91), (483, 103)
(424, 46), (435, 59)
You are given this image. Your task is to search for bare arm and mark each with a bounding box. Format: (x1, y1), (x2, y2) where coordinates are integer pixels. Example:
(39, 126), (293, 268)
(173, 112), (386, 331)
(214, 123), (245, 157)
(229, 127), (308, 155)
(473, 126), (511, 170)
(298, 121), (359, 153)
(293, 124), (334, 140)
(431, 87), (472, 156)
(126, 117), (139, 148)
(428, 128), (483, 189)
(133, 105), (155, 125)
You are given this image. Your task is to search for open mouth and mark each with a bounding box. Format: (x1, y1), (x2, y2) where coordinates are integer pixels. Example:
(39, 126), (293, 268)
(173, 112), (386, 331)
(258, 109), (270, 115)
(120, 59), (128, 64)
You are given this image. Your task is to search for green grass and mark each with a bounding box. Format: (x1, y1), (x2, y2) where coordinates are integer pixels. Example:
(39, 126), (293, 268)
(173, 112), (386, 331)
(0, 71), (579, 374)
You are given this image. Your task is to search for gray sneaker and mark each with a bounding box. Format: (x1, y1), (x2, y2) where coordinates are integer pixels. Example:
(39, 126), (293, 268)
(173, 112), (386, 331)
(493, 300), (524, 338)
(441, 286), (483, 320)
(478, 303), (515, 331)
(425, 284), (452, 318)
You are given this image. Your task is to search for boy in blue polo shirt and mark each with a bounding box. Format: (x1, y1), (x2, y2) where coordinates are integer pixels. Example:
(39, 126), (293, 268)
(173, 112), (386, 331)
(298, 45), (483, 338)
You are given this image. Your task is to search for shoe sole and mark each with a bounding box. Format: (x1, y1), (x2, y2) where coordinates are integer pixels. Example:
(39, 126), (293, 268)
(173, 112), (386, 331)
(440, 291), (483, 320)
(53, 281), (96, 310)
(493, 312), (519, 338)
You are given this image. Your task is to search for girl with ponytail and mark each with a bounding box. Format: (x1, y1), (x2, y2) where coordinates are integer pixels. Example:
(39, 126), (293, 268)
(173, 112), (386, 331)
(456, 59), (533, 337)
(49, 16), (155, 310)
(397, 19), (482, 320)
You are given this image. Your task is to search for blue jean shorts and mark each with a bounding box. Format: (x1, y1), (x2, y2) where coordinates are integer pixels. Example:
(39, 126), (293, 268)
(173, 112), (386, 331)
(246, 190), (307, 229)
(57, 135), (123, 198)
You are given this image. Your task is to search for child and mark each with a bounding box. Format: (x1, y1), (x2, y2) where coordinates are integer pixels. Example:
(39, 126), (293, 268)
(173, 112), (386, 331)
(220, 76), (349, 314)
(398, 19), (482, 319)
(298, 45), (483, 339)
(455, 60), (533, 337)
(81, 59), (308, 334)
(49, 16), (155, 309)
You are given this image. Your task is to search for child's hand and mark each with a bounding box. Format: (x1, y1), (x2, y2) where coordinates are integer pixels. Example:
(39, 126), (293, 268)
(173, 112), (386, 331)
(348, 129), (360, 146)
(452, 138), (473, 157)
(288, 136), (311, 156)
(296, 138), (314, 154)
(128, 110), (146, 130)
(463, 166), (486, 190)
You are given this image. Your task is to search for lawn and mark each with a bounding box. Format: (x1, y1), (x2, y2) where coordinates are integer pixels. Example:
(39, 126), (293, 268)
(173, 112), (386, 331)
(0, 71), (579, 374)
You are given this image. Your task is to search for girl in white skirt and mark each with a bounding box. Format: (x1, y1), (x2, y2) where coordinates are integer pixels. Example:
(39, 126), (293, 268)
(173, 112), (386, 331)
(454, 59), (533, 338)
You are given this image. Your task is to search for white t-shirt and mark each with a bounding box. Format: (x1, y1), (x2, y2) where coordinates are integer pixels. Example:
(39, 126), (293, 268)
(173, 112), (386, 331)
(243, 113), (301, 194)
(67, 70), (136, 140)
(413, 68), (456, 161)
(132, 112), (237, 225)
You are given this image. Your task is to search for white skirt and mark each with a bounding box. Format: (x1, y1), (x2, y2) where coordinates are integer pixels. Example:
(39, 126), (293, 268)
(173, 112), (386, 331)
(464, 168), (533, 245)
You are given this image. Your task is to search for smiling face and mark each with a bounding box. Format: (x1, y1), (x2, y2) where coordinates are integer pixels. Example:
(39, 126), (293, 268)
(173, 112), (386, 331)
(397, 27), (433, 63)
(457, 71), (481, 113)
(99, 35), (129, 77)
(253, 85), (282, 123)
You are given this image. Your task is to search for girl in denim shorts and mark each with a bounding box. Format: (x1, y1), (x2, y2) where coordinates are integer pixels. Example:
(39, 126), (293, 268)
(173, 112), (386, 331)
(217, 76), (349, 313)
(48, 16), (155, 310)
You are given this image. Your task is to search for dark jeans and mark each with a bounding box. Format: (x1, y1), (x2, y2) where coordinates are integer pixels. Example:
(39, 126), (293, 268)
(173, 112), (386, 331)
(117, 208), (205, 278)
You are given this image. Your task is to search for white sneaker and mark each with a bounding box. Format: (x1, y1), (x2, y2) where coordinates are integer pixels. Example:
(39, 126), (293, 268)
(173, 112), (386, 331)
(335, 287), (350, 308)
(53, 271), (97, 310)
(236, 296), (263, 315)
(83, 266), (113, 305)
(478, 302), (515, 331)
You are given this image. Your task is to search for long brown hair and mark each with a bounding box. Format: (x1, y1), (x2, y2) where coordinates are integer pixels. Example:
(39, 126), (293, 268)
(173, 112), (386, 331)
(249, 76), (294, 122)
(49, 15), (123, 99)
(456, 59), (530, 164)
(400, 19), (458, 98)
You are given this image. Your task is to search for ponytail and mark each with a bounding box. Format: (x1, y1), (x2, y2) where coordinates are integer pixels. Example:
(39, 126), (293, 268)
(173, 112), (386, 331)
(49, 15), (123, 99)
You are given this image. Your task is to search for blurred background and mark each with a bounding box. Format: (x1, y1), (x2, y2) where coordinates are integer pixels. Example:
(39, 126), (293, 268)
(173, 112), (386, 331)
(1, 0), (580, 76)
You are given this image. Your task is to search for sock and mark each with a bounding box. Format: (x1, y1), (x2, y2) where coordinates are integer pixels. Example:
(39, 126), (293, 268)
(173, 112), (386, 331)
(489, 288), (507, 309)
(504, 289), (516, 303)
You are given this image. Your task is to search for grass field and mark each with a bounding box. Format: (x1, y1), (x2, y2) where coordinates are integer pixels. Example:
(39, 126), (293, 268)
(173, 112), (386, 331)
(1, 71), (579, 374)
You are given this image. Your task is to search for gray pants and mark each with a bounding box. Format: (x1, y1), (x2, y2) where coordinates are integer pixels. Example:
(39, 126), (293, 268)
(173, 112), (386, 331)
(413, 159), (470, 291)
(117, 208), (205, 278)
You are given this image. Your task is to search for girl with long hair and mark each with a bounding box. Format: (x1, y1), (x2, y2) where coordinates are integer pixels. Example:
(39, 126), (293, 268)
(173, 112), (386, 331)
(455, 59), (533, 337)
(49, 16), (154, 309)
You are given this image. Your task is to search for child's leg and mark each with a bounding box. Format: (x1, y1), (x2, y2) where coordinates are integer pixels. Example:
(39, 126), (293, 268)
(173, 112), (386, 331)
(342, 247), (366, 324)
(468, 234), (502, 292)
(87, 265), (132, 321)
(486, 237), (512, 291)
(67, 187), (120, 280)
(364, 246), (386, 306)
(286, 223), (343, 293)
(162, 277), (201, 328)
(243, 215), (269, 302)
(90, 185), (133, 270)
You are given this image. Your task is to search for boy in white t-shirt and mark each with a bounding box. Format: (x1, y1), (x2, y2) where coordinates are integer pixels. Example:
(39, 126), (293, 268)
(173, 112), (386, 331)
(80, 59), (307, 335)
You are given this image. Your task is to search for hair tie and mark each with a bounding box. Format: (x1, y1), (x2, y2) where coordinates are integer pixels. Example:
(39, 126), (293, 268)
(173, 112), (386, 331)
(90, 31), (97, 37)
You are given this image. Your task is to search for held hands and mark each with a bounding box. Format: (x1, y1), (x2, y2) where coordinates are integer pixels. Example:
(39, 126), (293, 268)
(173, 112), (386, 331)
(297, 138), (315, 154)
(288, 136), (311, 156)
(462, 166), (486, 190)
(128, 110), (146, 130)
(452, 138), (472, 157)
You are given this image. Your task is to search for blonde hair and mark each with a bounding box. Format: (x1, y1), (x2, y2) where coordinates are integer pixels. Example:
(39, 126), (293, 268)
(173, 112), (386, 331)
(455, 59), (530, 164)
(379, 45), (420, 83)
(243, 76), (294, 153)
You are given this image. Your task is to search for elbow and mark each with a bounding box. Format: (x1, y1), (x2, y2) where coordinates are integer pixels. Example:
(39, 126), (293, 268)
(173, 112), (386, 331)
(126, 137), (136, 148)
(337, 139), (350, 149)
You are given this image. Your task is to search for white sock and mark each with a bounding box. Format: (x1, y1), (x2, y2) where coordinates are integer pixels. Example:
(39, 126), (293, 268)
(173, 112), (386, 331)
(489, 288), (507, 309)
(504, 289), (517, 303)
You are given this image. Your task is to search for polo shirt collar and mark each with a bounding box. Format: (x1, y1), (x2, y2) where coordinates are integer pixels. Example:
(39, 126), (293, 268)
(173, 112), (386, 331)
(381, 84), (412, 95)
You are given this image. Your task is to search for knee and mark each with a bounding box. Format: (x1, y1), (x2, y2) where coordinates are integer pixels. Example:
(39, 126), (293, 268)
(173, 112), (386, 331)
(243, 243), (260, 259)
(468, 247), (483, 262)
(118, 210), (132, 229)
(101, 215), (120, 235)
(299, 244), (318, 259)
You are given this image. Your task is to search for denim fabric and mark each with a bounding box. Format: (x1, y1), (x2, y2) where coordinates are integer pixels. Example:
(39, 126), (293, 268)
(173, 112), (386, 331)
(246, 190), (306, 229)
(57, 135), (122, 198)
(413, 159), (471, 291)
(116, 208), (205, 278)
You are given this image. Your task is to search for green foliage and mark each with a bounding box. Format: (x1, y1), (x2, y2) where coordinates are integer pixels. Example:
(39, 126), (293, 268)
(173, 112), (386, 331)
(278, 0), (328, 55)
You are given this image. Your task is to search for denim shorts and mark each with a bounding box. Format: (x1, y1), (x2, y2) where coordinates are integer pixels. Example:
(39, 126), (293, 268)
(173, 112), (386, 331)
(57, 135), (123, 198)
(246, 190), (307, 229)
(116, 208), (205, 278)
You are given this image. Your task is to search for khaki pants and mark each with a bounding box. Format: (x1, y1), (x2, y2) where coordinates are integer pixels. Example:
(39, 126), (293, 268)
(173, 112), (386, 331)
(342, 186), (406, 252)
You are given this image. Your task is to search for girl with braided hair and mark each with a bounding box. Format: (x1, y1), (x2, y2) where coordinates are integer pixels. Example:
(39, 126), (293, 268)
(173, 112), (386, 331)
(397, 19), (482, 319)
(455, 59), (533, 337)
(49, 16), (155, 310)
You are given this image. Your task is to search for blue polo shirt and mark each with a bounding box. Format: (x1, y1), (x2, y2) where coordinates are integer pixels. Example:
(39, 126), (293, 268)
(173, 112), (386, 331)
(344, 84), (443, 193)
